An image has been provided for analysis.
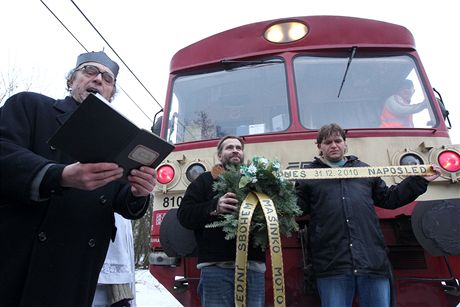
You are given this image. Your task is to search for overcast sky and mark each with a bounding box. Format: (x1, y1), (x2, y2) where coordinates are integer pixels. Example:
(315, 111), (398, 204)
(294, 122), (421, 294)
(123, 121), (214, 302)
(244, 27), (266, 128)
(1, 0), (459, 143)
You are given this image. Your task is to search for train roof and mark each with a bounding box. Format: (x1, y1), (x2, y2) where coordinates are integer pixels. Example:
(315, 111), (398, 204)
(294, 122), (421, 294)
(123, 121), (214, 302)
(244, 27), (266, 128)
(170, 15), (415, 73)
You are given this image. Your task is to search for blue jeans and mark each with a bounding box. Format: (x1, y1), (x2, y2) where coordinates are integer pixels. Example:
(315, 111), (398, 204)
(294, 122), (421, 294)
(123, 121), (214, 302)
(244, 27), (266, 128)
(316, 274), (390, 307)
(198, 265), (265, 307)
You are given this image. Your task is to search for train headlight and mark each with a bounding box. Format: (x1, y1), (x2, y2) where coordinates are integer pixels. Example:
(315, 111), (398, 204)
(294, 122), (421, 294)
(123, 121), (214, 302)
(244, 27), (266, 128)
(264, 21), (308, 43)
(438, 150), (460, 172)
(399, 153), (424, 165)
(157, 164), (175, 184)
(185, 163), (206, 182)
(391, 150), (426, 183)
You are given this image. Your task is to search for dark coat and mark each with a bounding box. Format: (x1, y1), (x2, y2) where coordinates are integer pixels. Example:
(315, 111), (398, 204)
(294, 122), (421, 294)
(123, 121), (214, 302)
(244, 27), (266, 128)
(0, 92), (149, 307)
(295, 156), (428, 277)
(177, 171), (265, 264)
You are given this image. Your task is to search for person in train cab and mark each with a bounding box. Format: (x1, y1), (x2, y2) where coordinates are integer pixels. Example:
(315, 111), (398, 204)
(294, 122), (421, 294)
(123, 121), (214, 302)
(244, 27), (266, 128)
(380, 79), (428, 128)
(0, 51), (156, 307)
(295, 123), (440, 307)
(177, 136), (265, 307)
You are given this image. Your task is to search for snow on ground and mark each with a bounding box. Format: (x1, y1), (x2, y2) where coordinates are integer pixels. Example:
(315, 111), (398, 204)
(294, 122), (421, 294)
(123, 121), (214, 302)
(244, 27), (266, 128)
(135, 270), (183, 307)
(134, 270), (460, 307)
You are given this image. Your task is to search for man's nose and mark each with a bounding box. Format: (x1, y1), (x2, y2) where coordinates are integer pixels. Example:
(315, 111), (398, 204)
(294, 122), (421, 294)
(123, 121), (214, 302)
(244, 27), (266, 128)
(92, 73), (104, 83)
(331, 142), (338, 147)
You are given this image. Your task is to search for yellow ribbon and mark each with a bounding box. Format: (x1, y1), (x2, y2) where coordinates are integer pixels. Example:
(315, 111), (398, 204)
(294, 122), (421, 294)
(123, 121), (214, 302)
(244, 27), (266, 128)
(235, 192), (285, 307)
(281, 164), (434, 180)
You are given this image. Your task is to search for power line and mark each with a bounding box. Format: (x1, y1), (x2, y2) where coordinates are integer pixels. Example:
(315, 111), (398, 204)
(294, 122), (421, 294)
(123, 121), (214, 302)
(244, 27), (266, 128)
(69, 0), (163, 111)
(39, 0), (88, 52)
(39, 0), (161, 124)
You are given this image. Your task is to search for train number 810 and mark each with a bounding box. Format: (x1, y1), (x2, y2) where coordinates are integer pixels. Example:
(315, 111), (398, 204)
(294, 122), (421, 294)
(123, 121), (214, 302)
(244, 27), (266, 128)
(162, 195), (183, 208)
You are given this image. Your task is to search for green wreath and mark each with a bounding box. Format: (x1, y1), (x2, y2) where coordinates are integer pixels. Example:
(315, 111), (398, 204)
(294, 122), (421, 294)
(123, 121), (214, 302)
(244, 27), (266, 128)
(206, 156), (302, 250)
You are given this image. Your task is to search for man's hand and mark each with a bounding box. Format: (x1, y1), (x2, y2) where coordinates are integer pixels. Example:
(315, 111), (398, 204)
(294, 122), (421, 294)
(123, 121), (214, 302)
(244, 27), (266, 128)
(424, 164), (442, 182)
(128, 166), (157, 197)
(61, 162), (123, 190)
(212, 192), (239, 215)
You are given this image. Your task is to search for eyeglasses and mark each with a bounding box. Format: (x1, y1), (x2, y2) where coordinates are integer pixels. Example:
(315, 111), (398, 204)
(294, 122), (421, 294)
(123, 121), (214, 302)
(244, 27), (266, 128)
(77, 65), (115, 85)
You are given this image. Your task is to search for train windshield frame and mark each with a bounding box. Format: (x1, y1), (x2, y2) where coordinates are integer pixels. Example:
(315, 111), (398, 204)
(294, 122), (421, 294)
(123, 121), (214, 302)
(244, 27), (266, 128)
(294, 54), (436, 129)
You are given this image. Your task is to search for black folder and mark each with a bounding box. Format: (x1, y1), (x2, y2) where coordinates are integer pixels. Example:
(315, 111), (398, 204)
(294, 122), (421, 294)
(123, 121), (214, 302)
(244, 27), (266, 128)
(48, 93), (174, 176)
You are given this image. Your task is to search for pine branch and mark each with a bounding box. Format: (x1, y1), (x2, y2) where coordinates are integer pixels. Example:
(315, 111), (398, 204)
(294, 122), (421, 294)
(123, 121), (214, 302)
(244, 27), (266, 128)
(205, 157), (302, 249)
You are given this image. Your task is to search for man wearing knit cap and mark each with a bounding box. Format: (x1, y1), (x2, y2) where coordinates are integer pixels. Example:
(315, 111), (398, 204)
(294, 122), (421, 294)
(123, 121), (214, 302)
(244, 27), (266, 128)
(0, 51), (156, 307)
(68, 51), (120, 103)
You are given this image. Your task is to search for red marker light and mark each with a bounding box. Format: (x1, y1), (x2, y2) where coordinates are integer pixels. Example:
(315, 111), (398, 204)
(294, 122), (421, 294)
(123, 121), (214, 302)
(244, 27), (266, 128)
(157, 165), (175, 184)
(438, 150), (460, 172)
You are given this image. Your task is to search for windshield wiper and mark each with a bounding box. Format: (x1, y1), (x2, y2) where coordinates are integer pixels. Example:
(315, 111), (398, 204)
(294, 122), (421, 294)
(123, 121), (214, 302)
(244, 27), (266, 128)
(221, 59), (283, 70)
(337, 46), (357, 98)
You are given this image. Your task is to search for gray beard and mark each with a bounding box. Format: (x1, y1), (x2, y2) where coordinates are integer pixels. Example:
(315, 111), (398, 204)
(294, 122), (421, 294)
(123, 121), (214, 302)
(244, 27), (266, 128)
(222, 161), (241, 169)
(222, 157), (243, 169)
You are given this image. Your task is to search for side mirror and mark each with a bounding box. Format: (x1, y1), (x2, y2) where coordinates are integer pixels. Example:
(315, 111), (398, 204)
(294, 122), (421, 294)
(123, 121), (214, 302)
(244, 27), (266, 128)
(152, 109), (163, 136)
(433, 88), (452, 128)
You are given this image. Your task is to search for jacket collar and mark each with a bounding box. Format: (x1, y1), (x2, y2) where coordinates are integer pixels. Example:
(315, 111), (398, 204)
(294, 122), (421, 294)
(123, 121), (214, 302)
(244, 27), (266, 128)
(53, 96), (79, 125)
(313, 155), (358, 167)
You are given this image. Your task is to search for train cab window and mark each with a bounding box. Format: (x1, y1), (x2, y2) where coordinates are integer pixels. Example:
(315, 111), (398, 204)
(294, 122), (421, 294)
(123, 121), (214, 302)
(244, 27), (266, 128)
(293, 55), (437, 130)
(166, 59), (290, 144)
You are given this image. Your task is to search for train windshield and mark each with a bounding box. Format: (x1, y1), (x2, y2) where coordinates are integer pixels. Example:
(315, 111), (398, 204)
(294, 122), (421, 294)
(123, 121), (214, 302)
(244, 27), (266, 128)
(294, 54), (436, 129)
(165, 54), (437, 144)
(166, 60), (289, 144)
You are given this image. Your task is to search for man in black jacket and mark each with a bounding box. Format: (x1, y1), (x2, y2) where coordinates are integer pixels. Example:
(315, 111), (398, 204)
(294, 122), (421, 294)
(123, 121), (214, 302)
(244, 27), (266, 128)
(177, 136), (265, 307)
(295, 123), (440, 307)
(0, 51), (156, 307)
